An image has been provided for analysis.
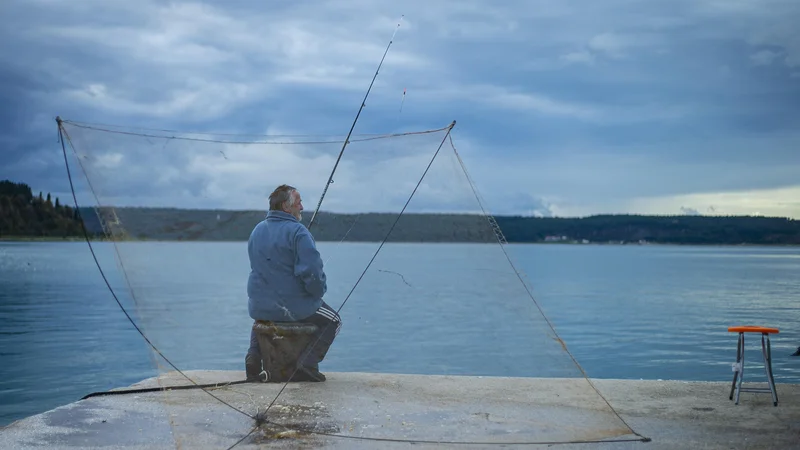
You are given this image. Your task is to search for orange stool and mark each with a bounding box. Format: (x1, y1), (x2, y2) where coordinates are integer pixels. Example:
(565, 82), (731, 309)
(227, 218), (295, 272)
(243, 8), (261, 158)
(728, 326), (779, 406)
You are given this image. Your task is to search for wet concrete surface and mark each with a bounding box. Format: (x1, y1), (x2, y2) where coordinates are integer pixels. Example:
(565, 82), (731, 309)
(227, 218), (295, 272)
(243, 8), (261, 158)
(1, 370), (798, 449)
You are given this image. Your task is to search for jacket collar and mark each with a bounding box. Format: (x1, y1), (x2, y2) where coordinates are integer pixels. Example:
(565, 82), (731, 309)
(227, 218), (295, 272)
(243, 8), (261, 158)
(266, 210), (299, 222)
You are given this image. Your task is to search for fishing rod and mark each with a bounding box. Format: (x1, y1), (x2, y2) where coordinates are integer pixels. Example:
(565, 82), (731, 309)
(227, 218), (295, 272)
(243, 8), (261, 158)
(307, 15), (404, 230)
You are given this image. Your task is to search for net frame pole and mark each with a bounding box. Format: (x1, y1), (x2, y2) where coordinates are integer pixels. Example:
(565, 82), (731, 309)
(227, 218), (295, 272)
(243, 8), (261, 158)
(308, 16), (405, 230)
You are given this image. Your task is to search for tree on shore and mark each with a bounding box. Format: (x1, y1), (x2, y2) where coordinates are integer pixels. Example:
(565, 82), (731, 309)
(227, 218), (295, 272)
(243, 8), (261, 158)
(0, 180), (85, 238)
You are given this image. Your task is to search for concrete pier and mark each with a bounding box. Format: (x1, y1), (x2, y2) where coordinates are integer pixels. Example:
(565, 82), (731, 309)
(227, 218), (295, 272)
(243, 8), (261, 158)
(1, 371), (798, 449)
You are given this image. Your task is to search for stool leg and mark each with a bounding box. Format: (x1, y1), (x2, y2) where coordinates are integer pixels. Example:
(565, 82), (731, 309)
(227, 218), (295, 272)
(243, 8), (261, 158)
(735, 333), (745, 405)
(730, 332), (742, 400)
(762, 334), (778, 407)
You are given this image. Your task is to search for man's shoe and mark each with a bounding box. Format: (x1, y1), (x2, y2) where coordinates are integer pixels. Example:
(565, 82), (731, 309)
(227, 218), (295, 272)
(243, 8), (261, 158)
(294, 366), (326, 382)
(245, 354), (265, 382)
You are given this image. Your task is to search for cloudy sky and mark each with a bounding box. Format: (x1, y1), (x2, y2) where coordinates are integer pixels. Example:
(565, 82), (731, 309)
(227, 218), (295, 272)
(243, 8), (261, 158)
(2, 0), (799, 218)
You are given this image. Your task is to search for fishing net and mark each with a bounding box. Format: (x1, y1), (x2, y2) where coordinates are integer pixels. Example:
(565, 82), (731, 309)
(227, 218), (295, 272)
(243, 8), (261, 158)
(57, 118), (647, 447)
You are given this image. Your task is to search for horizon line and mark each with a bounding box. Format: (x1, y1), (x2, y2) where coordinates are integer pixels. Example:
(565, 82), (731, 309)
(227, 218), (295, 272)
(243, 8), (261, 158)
(77, 205), (798, 221)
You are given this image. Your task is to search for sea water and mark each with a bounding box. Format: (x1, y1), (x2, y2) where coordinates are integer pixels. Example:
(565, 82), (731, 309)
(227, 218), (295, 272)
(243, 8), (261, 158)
(1, 241), (799, 427)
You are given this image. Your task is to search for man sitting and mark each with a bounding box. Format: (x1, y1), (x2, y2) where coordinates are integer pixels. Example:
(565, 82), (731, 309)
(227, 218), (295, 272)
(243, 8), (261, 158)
(245, 184), (341, 382)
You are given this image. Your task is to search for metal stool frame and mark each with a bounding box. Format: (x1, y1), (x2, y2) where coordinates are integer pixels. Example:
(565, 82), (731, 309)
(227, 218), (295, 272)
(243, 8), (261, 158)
(728, 326), (779, 407)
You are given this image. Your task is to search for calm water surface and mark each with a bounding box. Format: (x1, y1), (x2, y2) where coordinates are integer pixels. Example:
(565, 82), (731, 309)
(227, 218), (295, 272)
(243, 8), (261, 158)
(1, 241), (799, 427)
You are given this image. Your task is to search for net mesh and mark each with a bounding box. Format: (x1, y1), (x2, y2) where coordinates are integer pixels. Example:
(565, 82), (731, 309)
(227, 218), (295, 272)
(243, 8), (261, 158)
(58, 118), (645, 446)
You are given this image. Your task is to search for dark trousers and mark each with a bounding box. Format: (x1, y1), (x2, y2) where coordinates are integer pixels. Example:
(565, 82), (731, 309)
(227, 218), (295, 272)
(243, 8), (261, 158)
(248, 301), (341, 370)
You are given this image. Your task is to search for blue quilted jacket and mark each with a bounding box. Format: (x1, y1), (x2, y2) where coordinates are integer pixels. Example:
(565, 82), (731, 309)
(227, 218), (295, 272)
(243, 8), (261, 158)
(247, 211), (327, 321)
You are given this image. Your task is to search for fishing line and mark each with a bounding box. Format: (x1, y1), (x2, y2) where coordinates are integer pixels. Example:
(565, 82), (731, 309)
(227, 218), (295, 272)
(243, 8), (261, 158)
(59, 119), (399, 138)
(307, 15), (405, 229)
(56, 117), (256, 422)
(223, 120), (651, 447)
(62, 118), (651, 448)
(255, 120), (456, 424)
(54, 11), (650, 447)
(60, 119), (448, 146)
(446, 134), (651, 443)
(305, 14), (403, 282)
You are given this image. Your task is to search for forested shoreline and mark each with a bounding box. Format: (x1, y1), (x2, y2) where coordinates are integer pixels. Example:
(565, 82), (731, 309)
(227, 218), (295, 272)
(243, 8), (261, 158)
(3, 181), (799, 245)
(0, 181), (85, 238)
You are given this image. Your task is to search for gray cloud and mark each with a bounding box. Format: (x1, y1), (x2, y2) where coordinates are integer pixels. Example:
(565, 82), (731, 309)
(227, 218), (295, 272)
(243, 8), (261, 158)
(1, 0), (799, 217)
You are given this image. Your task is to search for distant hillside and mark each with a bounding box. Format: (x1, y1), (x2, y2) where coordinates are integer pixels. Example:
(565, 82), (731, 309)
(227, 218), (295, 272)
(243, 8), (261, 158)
(74, 206), (800, 245)
(78, 207), (497, 243)
(4, 177), (798, 244)
(0, 181), (86, 238)
(494, 214), (800, 245)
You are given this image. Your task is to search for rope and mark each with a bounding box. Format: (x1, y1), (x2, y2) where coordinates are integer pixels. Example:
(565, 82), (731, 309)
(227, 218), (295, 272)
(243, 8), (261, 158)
(307, 14), (405, 229)
(57, 117), (256, 423)
(61, 119), (395, 138)
(446, 134), (651, 444)
(252, 120), (458, 429)
(60, 120), (450, 146)
(224, 426), (258, 450)
(58, 115), (651, 447)
(72, 121), (650, 448)
(80, 380), (252, 400)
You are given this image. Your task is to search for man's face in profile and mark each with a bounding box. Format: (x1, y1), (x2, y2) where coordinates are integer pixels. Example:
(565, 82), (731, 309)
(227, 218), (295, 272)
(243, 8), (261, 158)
(286, 191), (303, 221)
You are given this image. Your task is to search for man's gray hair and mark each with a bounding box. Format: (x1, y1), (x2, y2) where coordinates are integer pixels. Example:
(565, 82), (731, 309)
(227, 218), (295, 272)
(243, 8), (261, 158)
(269, 184), (297, 211)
